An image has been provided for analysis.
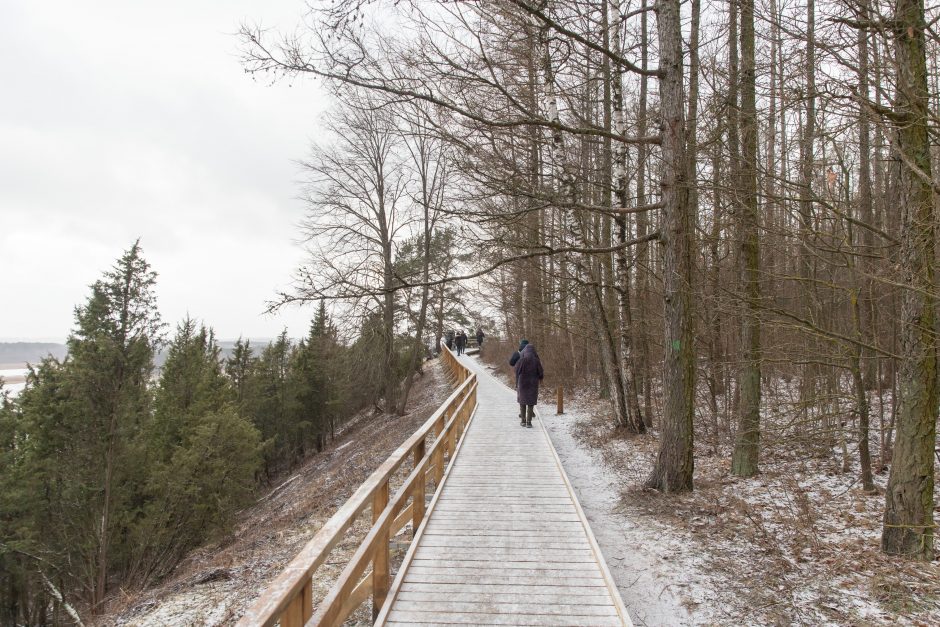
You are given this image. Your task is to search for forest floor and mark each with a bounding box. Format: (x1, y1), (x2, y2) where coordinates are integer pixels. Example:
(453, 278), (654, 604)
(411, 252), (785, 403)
(99, 359), (451, 627)
(537, 379), (940, 627)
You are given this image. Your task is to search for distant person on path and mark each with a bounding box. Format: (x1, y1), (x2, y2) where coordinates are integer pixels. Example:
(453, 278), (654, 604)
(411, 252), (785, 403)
(514, 343), (543, 428)
(455, 330), (467, 355)
(476, 328), (485, 349)
(445, 329), (455, 350)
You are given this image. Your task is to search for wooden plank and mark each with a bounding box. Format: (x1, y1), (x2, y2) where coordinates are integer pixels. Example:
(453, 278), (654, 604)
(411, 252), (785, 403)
(410, 558), (599, 570)
(372, 481), (390, 620)
(420, 525), (590, 535)
(385, 610), (623, 626)
(337, 574), (372, 623)
(391, 501), (414, 535)
(417, 537), (592, 549)
(393, 600), (618, 616)
(395, 590), (615, 606)
(427, 512), (582, 521)
(405, 567), (605, 581)
(401, 573), (606, 587)
(398, 582), (614, 596)
(413, 547), (596, 560)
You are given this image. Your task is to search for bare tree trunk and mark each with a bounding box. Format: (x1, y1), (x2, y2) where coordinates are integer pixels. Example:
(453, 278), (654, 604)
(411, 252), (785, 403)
(645, 0), (695, 492)
(853, 0), (875, 491)
(882, 0), (937, 560)
(635, 0), (654, 426)
(731, 0), (762, 478)
(798, 0), (818, 422)
(610, 0), (645, 433)
(398, 130), (440, 414)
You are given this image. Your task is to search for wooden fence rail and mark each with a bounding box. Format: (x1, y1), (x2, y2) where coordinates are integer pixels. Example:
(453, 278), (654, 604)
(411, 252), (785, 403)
(237, 344), (477, 627)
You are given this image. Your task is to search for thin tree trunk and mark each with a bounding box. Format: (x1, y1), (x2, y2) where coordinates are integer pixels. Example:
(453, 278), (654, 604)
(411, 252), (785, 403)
(635, 0), (653, 427)
(731, 0), (762, 477)
(799, 0), (818, 421)
(610, 0), (645, 433)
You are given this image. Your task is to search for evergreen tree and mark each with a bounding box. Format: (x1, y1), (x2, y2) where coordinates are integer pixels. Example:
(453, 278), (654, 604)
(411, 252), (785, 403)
(128, 318), (261, 584)
(9, 242), (163, 609)
(290, 302), (342, 452)
(147, 318), (228, 454)
(242, 331), (294, 477)
(226, 337), (254, 406)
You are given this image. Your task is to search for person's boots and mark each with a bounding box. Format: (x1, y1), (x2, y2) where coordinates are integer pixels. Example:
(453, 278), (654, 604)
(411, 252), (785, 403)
(519, 406), (526, 426)
(525, 407), (533, 428)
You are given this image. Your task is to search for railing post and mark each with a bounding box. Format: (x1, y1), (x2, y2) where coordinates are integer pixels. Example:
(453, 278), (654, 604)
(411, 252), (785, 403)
(412, 440), (426, 535)
(281, 595), (303, 627)
(302, 579), (312, 621)
(433, 416), (445, 482)
(372, 480), (390, 621)
(557, 386), (564, 415)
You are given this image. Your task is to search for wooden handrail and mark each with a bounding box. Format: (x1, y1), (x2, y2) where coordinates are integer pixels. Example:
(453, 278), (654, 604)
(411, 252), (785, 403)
(237, 344), (477, 627)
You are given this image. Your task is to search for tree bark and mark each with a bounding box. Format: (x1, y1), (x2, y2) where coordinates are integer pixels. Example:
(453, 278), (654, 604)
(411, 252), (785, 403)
(731, 0), (762, 478)
(610, 0), (645, 433)
(645, 0), (695, 492)
(881, 0), (937, 560)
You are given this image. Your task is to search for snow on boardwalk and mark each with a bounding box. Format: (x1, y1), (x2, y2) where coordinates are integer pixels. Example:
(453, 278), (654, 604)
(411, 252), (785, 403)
(377, 354), (632, 627)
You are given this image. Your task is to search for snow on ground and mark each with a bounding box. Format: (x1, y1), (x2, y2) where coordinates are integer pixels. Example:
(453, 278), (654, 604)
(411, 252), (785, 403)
(537, 384), (940, 627)
(540, 399), (722, 627)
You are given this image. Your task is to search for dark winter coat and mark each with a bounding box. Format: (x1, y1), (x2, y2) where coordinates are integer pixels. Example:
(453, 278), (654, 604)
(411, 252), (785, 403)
(455, 333), (467, 348)
(476, 330), (485, 345)
(445, 331), (455, 349)
(514, 344), (544, 406)
(508, 340), (529, 368)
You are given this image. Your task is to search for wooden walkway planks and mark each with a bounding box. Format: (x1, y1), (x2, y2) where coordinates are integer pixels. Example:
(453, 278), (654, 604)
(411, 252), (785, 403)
(376, 355), (631, 627)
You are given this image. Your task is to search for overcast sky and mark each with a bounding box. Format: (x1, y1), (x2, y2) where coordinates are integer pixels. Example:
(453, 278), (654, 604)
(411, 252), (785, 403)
(1, 0), (328, 342)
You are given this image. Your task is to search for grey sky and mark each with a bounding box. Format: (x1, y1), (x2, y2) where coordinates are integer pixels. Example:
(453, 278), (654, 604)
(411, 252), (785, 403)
(1, 0), (327, 341)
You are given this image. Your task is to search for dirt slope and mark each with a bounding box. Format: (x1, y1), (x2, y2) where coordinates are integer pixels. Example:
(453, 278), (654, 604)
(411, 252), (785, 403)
(100, 359), (450, 626)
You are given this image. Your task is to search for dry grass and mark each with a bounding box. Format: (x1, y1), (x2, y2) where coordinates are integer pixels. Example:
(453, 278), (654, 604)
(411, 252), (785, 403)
(570, 390), (940, 626)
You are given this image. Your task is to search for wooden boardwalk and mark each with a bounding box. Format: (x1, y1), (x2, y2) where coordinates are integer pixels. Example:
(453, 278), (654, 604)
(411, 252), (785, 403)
(377, 354), (631, 626)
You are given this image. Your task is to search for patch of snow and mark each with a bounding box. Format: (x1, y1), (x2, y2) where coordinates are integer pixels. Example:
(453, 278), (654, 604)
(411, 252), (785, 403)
(541, 405), (721, 626)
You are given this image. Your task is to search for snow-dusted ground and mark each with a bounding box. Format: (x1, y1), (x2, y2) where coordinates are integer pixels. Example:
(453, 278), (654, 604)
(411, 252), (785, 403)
(541, 404), (722, 627)
(535, 384), (940, 627)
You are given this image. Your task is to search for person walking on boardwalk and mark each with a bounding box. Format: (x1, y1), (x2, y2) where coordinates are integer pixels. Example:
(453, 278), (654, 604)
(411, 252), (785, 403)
(455, 330), (467, 355)
(475, 327), (485, 350)
(509, 339), (528, 369)
(514, 343), (543, 428)
(445, 329), (455, 350)
(508, 339), (528, 421)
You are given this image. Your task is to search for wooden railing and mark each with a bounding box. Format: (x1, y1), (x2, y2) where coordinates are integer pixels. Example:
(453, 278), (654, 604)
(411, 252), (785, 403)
(237, 345), (477, 627)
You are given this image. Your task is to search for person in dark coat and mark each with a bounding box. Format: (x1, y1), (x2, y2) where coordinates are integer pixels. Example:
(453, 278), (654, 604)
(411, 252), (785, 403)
(475, 328), (485, 349)
(508, 339), (529, 413)
(509, 339), (528, 368)
(445, 330), (455, 350)
(514, 343), (543, 428)
(455, 330), (467, 355)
